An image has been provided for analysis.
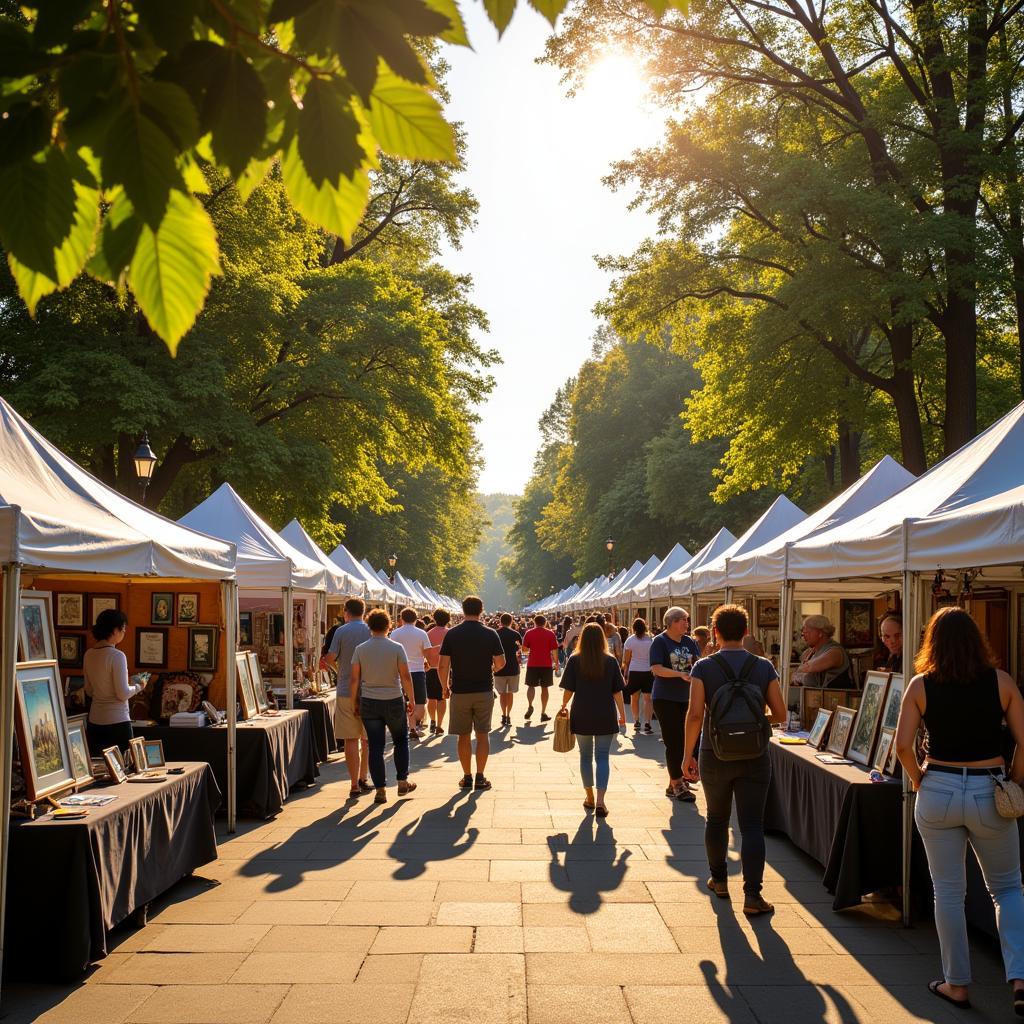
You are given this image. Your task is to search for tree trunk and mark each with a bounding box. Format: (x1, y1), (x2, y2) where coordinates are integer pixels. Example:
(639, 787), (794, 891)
(838, 420), (861, 489)
(144, 435), (214, 510)
(889, 323), (928, 473)
(942, 294), (979, 455)
(999, 29), (1024, 397)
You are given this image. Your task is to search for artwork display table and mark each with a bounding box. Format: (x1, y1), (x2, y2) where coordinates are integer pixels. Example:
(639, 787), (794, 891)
(4, 762), (220, 981)
(297, 692), (339, 763)
(138, 709), (317, 819)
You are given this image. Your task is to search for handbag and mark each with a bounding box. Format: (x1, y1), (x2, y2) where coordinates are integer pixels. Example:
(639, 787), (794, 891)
(553, 708), (576, 753)
(991, 772), (1024, 818)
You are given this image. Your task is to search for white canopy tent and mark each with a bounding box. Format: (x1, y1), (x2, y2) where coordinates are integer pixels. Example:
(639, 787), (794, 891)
(653, 527), (737, 600)
(327, 544), (391, 603)
(627, 543), (692, 602)
(279, 520), (364, 597)
(602, 560), (645, 603)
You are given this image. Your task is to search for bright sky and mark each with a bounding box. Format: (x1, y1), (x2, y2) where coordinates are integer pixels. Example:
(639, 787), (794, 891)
(439, 5), (665, 495)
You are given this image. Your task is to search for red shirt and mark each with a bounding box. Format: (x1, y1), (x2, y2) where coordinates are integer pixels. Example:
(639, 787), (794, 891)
(523, 627), (559, 668)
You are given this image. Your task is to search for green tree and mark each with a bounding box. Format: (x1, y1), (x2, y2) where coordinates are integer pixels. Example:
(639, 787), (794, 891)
(475, 494), (519, 611)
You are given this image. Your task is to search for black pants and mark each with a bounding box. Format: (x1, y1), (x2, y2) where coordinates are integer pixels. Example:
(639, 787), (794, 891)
(699, 750), (772, 896)
(86, 720), (133, 757)
(652, 699), (688, 779)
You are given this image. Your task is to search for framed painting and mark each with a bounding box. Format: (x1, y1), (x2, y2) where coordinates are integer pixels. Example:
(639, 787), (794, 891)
(826, 706), (857, 757)
(18, 590), (56, 663)
(874, 728), (896, 774)
(135, 628), (168, 669)
(188, 626), (218, 672)
(55, 592), (85, 629)
(247, 651), (270, 712)
(65, 714), (93, 788)
(238, 610), (253, 647)
(847, 671), (891, 766)
(14, 661), (75, 801)
(807, 708), (833, 750)
(151, 592), (174, 626)
(840, 599), (875, 647)
(176, 593), (199, 624)
(103, 745), (128, 784)
(878, 673), (905, 735)
(235, 651), (258, 720)
(89, 593), (120, 625)
(57, 632), (84, 669)
(143, 740), (166, 768)
(268, 613), (285, 646)
(756, 598), (780, 630)
(128, 737), (148, 774)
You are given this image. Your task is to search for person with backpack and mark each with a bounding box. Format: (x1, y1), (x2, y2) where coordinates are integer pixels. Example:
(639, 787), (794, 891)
(684, 604), (787, 916)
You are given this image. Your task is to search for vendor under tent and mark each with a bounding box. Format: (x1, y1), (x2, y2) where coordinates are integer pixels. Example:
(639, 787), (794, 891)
(328, 544), (391, 604)
(0, 396), (238, 981)
(179, 483), (329, 710)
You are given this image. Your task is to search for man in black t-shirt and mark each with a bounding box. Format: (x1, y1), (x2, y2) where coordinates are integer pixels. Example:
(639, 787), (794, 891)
(494, 612), (522, 728)
(439, 595), (505, 791)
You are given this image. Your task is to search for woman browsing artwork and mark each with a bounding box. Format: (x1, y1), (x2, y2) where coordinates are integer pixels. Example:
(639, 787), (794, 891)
(83, 608), (141, 756)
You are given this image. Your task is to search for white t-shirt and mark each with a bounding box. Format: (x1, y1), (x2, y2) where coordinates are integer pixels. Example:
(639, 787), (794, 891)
(623, 634), (653, 673)
(390, 623), (433, 673)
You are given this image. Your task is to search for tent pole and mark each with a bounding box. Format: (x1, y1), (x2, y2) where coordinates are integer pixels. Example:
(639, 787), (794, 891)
(0, 562), (22, 984)
(900, 516), (919, 928)
(779, 579), (795, 715)
(222, 580), (238, 833)
(284, 585), (294, 710)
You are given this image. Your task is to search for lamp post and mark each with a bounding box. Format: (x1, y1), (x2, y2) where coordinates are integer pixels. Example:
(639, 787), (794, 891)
(605, 536), (615, 579)
(133, 432), (158, 504)
(388, 553), (398, 618)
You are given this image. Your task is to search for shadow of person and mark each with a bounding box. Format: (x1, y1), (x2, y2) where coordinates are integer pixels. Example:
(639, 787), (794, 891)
(388, 792), (479, 879)
(547, 817), (631, 914)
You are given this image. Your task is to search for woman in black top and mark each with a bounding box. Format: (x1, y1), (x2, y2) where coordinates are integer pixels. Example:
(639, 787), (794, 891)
(559, 623), (626, 817)
(896, 607), (1024, 1015)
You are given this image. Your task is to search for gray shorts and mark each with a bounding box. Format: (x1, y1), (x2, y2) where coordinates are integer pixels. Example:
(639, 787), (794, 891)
(493, 674), (520, 695)
(449, 692), (495, 735)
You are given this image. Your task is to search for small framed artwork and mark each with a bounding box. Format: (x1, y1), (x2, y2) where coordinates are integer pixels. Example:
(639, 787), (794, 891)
(235, 652), (258, 720)
(129, 737), (148, 774)
(89, 593), (120, 626)
(143, 739), (166, 768)
(151, 592), (174, 625)
(878, 673), (905, 735)
(840, 599), (875, 647)
(238, 610), (253, 647)
(103, 745), (128, 784)
(188, 626), (218, 672)
(874, 727), (896, 774)
(826, 706), (857, 757)
(847, 670), (891, 767)
(177, 593), (199, 624)
(135, 628), (168, 669)
(807, 708), (833, 750)
(65, 714), (93, 788)
(18, 590), (56, 662)
(247, 651), (270, 712)
(755, 598), (780, 630)
(57, 633), (84, 669)
(14, 661), (75, 801)
(56, 592), (85, 629)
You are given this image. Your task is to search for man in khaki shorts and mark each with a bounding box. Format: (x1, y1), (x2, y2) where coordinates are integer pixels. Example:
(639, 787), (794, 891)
(438, 596), (505, 791)
(323, 597), (372, 800)
(494, 612), (522, 727)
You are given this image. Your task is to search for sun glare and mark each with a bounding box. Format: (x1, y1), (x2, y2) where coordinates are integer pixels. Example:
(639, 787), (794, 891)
(581, 52), (655, 127)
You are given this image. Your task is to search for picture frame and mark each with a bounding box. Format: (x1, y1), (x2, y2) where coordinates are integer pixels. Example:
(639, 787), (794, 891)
(176, 593), (200, 625)
(238, 610), (253, 647)
(65, 714), (93, 788)
(14, 661), (75, 801)
(89, 593), (120, 626)
(129, 737), (148, 774)
(874, 727), (896, 774)
(55, 592), (85, 629)
(847, 670), (891, 767)
(188, 625), (218, 672)
(878, 672), (905, 735)
(807, 708), (833, 750)
(826, 706), (857, 757)
(234, 651), (258, 720)
(247, 651), (270, 713)
(103, 745), (128, 784)
(755, 598), (780, 630)
(151, 592), (174, 626)
(840, 599), (875, 647)
(18, 590), (56, 663)
(143, 739), (166, 768)
(135, 627), (168, 669)
(57, 632), (84, 669)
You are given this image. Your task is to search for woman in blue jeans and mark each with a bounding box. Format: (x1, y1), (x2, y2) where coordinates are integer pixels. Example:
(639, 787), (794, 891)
(559, 623), (626, 817)
(896, 607), (1024, 1015)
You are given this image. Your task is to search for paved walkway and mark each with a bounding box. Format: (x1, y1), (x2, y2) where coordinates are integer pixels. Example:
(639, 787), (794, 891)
(3, 689), (1011, 1024)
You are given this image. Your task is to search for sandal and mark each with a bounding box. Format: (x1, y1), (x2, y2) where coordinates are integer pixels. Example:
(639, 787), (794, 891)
(928, 981), (969, 1009)
(474, 775), (493, 791)
(347, 789), (361, 801)
(397, 780), (417, 796)
(595, 805), (608, 818)
(358, 779), (373, 794)
(458, 774), (473, 789)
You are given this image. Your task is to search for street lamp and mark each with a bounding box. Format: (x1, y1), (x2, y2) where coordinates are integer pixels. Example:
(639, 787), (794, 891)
(605, 536), (615, 579)
(387, 553), (397, 585)
(133, 432), (158, 504)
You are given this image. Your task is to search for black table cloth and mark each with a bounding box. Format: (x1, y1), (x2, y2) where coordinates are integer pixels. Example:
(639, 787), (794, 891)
(297, 693), (338, 763)
(4, 762), (219, 981)
(138, 710), (317, 819)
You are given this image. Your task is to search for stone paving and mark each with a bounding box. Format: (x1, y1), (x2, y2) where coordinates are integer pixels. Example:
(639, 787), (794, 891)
(2, 691), (1014, 1024)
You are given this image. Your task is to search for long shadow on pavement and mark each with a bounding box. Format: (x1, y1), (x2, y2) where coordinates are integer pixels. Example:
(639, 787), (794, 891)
(546, 817), (631, 914)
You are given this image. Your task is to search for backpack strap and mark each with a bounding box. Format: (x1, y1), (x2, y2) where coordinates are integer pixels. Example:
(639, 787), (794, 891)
(710, 652), (757, 685)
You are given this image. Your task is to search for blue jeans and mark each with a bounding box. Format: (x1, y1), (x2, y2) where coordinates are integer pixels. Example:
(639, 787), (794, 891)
(577, 734), (615, 790)
(360, 696), (410, 789)
(916, 768), (1024, 984)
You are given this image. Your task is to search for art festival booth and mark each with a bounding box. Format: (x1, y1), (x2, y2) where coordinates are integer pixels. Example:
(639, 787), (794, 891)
(624, 544), (691, 626)
(328, 543), (392, 605)
(0, 397), (235, 980)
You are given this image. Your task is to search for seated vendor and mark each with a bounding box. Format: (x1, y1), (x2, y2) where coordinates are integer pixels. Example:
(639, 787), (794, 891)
(878, 611), (902, 673)
(792, 615), (852, 688)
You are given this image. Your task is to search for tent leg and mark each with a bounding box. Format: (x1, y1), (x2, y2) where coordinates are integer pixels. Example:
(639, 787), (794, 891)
(901, 570), (921, 927)
(779, 580), (795, 716)
(222, 581), (238, 834)
(284, 586), (294, 710)
(0, 563), (22, 985)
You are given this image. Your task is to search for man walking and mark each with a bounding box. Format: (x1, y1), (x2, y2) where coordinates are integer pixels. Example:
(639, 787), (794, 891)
(391, 607), (432, 739)
(494, 612), (522, 727)
(323, 598), (372, 800)
(438, 596), (505, 791)
(522, 614), (560, 722)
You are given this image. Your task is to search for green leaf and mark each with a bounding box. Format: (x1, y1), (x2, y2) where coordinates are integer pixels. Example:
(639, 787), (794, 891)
(101, 106), (184, 229)
(128, 189), (220, 353)
(0, 103), (51, 166)
(236, 155), (274, 201)
(299, 79), (365, 184)
(281, 136), (369, 243)
(367, 67), (455, 162)
(482, 0), (516, 34)
(59, 53), (121, 147)
(203, 49), (267, 176)
(268, 0), (321, 20)
(141, 80), (200, 150)
(135, 0), (200, 52)
(7, 169), (100, 313)
(423, 0), (469, 46)
(527, 0), (569, 24)
(87, 189), (141, 283)
(32, 0), (93, 48)
(0, 148), (76, 277)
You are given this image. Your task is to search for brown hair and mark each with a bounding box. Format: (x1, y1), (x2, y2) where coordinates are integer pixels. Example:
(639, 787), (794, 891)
(712, 604), (748, 643)
(400, 607), (417, 624)
(632, 617), (647, 637)
(367, 608), (391, 633)
(344, 598), (365, 618)
(577, 622), (608, 680)
(433, 608), (451, 627)
(462, 595), (483, 616)
(500, 612), (513, 626)
(534, 614), (546, 626)
(915, 606), (995, 683)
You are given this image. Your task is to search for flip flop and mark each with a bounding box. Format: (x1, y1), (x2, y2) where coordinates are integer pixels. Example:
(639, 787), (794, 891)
(928, 981), (970, 1009)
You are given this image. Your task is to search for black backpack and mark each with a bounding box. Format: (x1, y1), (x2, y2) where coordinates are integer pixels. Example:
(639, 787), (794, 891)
(706, 653), (771, 761)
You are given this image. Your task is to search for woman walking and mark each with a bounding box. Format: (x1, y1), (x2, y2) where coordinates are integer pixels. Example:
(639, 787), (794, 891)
(896, 607), (1024, 1014)
(559, 623), (626, 817)
(623, 618), (654, 734)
